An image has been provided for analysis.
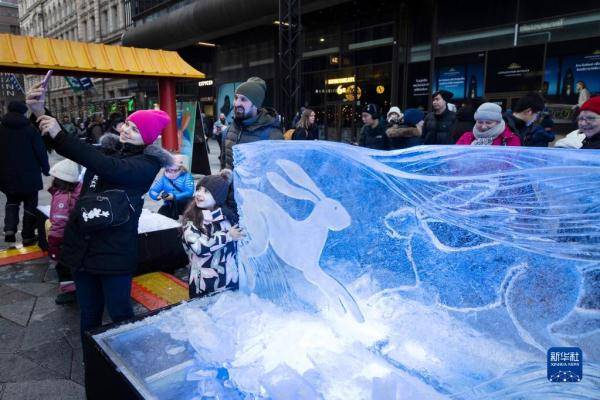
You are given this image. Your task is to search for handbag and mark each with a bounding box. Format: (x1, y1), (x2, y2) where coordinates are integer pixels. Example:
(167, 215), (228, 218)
(77, 174), (134, 232)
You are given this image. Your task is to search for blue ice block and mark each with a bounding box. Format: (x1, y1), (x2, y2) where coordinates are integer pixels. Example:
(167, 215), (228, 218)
(95, 143), (599, 399)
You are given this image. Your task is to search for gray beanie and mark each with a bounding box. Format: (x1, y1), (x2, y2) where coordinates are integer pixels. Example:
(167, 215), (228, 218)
(474, 102), (503, 122)
(235, 77), (267, 108)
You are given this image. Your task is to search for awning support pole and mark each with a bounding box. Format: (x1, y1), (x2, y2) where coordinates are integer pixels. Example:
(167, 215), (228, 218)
(158, 78), (177, 151)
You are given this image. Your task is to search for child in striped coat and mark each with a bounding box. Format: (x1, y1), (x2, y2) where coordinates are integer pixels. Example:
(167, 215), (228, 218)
(181, 170), (245, 298)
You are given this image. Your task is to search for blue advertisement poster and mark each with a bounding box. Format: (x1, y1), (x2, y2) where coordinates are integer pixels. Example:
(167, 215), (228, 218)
(435, 63), (484, 99)
(465, 63), (484, 98)
(176, 101), (197, 170)
(436, 66), (465, 99)
(544, 57), (560, 96)
(559, 53), (600, 101)
(217, 82), (243, 124)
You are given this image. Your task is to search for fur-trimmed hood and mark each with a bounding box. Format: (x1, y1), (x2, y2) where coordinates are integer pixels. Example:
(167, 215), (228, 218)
(386, 124), (421, 138)
(99, 133), (173, 167)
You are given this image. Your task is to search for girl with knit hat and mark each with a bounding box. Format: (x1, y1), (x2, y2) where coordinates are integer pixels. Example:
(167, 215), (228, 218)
(28, 82), (174, 350)
(182, 170), (245, 299)
(47, 159), (83, 305)
(149, 154), (195, 220)
(456, 102), (521, 146)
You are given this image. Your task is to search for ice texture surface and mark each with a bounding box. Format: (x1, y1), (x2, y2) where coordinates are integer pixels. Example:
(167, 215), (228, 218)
(95, 143), (599, 399)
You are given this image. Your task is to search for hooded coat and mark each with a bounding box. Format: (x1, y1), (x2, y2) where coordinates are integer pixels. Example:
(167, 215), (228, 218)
(0, 110), (50, 193)
(49, 132), (173, 274)
(221, 107), (283, 169)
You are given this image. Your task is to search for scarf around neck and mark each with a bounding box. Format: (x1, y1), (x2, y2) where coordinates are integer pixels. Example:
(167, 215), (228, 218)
(471, 120), (506, 145)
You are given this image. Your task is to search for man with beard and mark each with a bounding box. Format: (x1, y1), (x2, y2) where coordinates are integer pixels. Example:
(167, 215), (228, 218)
(221, 77), (283, 169)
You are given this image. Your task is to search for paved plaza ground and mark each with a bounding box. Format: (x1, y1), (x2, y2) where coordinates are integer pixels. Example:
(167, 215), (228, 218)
(0, 138), (221, 400)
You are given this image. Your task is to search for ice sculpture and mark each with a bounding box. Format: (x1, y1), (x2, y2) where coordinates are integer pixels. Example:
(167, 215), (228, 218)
(95, 142), (599, 399)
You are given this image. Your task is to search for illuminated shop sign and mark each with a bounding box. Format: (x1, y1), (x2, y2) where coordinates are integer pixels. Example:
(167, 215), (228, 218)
(198, 80), (214, 87)
(326, 77), (355, 85)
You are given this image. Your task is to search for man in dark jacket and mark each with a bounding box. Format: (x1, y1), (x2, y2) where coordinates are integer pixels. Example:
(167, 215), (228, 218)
(423, 90), (456, 145)
(0, 101), (49, 244)
(503, 92), (546, 146)
(359, 103), (389, 150)
(221, 77), (283, 169)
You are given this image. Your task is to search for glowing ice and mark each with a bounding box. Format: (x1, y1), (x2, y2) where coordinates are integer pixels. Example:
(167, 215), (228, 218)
(95, 142), (599, 399)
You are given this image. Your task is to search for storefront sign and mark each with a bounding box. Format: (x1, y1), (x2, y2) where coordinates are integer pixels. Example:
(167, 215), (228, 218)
(412, 78), (429, 97)
(520, 18), (564, 33)
(326, 77), (355, 85)
(546, 103), (576, 124)
(486, 45), (544, 93)
(198, 80), (214, 87)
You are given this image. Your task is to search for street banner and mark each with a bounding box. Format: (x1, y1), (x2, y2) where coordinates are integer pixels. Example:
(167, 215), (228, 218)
(7, 74), (24, 94)
(64, 76), (95, 92)
(176, 101), (197, 170)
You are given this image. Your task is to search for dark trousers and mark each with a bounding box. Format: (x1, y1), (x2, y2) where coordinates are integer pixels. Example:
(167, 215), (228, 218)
(74, 270), (134, 341)
(158, 198), (191, 220)
(76, 270), (134, 399)
(4, 192), (38, 238)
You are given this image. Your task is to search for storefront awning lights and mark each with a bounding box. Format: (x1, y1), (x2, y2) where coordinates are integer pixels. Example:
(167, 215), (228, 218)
(197, 42), (216, 47)
(326, 77), (355, 85)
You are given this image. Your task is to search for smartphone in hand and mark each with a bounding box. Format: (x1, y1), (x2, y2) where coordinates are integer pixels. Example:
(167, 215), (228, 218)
(41, 70), (54, 89)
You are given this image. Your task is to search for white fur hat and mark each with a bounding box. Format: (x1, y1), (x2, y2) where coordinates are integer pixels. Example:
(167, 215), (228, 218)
(49, 159), (80, 183)
(387, 106), (403, 120)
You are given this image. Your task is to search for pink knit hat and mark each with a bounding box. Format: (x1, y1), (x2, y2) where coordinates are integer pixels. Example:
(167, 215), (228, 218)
(127, 110), (171, 145)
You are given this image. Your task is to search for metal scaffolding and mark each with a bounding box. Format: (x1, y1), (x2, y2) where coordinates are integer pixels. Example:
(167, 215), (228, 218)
(277, 0), (302, 128)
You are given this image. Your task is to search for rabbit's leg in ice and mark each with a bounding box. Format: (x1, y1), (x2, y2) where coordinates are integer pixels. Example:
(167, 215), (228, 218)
(303, 264), (365, 323)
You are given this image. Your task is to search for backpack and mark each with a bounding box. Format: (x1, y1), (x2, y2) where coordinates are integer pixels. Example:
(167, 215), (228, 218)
(284, 129), (295, 140)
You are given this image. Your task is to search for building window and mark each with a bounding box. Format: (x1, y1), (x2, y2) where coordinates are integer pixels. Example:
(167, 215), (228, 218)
(101, 10), (108, 35)
(110, 5), (118, 32)
(88, 17), (95, 40)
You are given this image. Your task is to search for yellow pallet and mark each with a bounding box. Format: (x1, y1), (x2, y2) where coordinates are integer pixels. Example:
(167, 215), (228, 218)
(131, 272), (189, 311)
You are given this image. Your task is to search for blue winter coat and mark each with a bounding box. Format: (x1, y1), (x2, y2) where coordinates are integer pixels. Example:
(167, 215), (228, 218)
(148, 172), (195, 202)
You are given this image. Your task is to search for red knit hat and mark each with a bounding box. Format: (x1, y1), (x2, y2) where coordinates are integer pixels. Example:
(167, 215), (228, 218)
(580, 96), (600, 115)
(127, 110), (171, 145)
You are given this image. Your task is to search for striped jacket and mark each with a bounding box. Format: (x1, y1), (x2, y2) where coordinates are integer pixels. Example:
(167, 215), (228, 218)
(182, 208), (238, 298)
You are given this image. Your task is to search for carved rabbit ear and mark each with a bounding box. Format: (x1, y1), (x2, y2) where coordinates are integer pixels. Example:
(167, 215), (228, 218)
(266, 172), (319, 203)
(275, 159), (326, 200)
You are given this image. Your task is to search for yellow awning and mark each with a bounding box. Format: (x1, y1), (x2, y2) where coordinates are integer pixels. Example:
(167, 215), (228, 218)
(0, 34), (205, 79)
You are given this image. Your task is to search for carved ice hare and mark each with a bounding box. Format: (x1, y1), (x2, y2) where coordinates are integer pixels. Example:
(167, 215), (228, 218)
(238, 159), (365, 322)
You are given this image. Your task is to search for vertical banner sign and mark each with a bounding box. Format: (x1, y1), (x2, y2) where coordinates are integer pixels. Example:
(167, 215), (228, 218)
(176, 101), (197, 170)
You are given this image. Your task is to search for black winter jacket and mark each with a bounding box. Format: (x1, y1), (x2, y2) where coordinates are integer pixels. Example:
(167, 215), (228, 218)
(292, 126), (319, 140)
(423, 108), (456, 145)
(449, 107), (476, 143)
(359, 120), (389, 150)
(51, 132), (172, 275)
(0, 111), (49, 194)
(503, 113), (553, 147)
